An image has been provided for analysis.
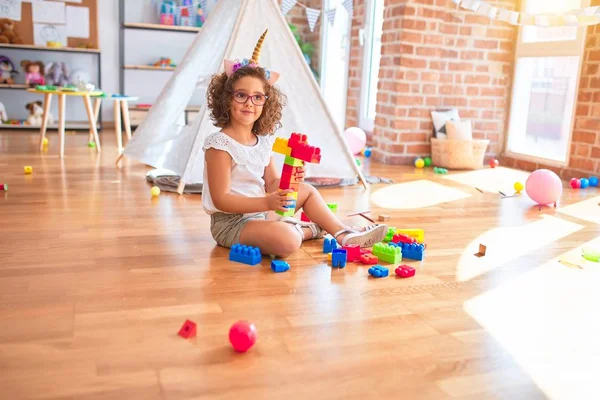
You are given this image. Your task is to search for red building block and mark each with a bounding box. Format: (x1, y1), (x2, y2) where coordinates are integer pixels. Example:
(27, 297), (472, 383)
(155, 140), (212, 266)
(301, 212), (311, 222)
(288, 132), (307, 148)
(360, 253), (379, 265)
(392, 234), (417, 244)
(290, 143), (321, 164)
(178, 319), (197, 339)
(395, 265), (415, 278)
(343, 244), (361, 262)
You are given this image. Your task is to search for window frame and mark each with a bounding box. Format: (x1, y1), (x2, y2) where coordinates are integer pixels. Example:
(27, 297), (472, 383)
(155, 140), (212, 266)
(504, 0), (589, 167)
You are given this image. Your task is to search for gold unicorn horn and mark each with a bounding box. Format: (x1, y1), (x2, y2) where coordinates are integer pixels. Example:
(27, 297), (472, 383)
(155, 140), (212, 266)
(249, 29), (268, 65)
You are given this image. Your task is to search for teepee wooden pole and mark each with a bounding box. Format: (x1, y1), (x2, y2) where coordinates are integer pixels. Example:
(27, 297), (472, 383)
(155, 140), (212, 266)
(270, 0), (369, 189)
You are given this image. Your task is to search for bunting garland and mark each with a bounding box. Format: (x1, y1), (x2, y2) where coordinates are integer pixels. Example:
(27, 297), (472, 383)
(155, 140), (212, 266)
(282, 0), (353, 29)
(281, 0), (297, 15)
(325, 8), (337, 26)
(342, 0), (353, 17)
(306, 7), (321, 32)
(452, 0), (600, 26)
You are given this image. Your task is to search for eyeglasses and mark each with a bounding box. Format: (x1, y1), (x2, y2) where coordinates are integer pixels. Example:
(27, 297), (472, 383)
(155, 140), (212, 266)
(232, 91), (268, 106)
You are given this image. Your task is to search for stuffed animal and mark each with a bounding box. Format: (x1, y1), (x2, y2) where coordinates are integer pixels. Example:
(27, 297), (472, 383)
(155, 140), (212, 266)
(20, 60), (45, 86)
(68, 68), (91, 89)
(45, 62), (69, 87)
(0, 101), (7, 123)
(0, 55), (18, 84)
(25, 101), (53, 126)
(0, 18), (24, 44)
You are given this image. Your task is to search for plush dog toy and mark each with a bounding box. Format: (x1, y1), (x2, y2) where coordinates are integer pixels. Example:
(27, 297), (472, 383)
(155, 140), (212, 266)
(0, 101), (7, 123)
(25, 101), (53, 126)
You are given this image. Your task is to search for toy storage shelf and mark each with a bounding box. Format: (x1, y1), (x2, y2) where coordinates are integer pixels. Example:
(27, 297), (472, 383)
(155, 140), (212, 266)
(123, 65), (176, 71)
(123, 22), (201, 33)
(0, 122), (98, 130)
(0, 44), (100, 54)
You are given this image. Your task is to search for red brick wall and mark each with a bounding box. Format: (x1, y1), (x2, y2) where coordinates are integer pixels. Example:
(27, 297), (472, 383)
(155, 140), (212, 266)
(371, 0), (518, 164)
(345, 0), (367, 130)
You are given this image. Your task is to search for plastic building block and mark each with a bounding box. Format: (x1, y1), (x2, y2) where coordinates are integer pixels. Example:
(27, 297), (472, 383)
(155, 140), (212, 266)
(360, 253), (379, 265)
(229, 244), (262, 265)
(327, 252), (332, 261)
(323, 237), (338, 253)
(433, 167), (448, 174)
(24, 166), (33, 174)
(331, 248), (347, 268)
(372, 242), (402, 264)
(378, 214), (390, 222)
(178, 319), (197, 339)
(384, 227), (397, 242)
(272, 137), (291, 155)
(360, 248), (373, 255)
(342, 244), (360, 262)
(290, 143), (322, 164)
(271, 260), (290, 273)
(327, 203), (338, 213)
(395, 242), (425, 261)
(284, 155), (304, 167)
(395, 265), (415, 278)
(392, 234), (417, 244)
(301, 212), (311, 222)
(288, 132), (308, 147)
(368, 265), (389, 278)
(0, 184), (7, 191)
(395, 228), (424, 243)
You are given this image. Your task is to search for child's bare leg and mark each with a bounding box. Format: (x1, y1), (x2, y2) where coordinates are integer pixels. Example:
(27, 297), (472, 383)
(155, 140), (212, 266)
(293, 183), (345, 235)
(239, 220), (302, 258)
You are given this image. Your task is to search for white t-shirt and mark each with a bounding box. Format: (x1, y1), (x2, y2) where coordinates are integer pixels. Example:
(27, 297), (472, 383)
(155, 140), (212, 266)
(202, 131), (274, 215)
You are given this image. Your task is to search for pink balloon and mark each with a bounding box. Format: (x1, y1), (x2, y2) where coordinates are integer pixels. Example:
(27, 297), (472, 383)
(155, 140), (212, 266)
(343, 127), (367, 155)
(525, 169), (563, 206)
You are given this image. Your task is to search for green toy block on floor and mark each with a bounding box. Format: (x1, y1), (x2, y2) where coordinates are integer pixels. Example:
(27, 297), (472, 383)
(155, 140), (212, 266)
(384, 227), (397, 242)
(372, 242), (402, 264)
(327, 203), (338, 213)
(284, 155), (304, 167)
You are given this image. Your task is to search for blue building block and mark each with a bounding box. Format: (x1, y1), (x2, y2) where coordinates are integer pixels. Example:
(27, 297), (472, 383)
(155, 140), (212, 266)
(229, 244), (262, 265)
(368, 265), (389, 278)
(331, 249), (347, 268)
(323, 236), (339, 253)
(271, 260), (290, 273)
(392, 242), (425, 261)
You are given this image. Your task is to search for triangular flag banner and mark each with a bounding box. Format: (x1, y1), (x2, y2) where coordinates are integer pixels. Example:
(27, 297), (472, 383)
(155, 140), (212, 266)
(306, 7), (321, 32)
(343, 0), (353, 16)
(326, 8), (337, 26)
(281, 0), (297, 15)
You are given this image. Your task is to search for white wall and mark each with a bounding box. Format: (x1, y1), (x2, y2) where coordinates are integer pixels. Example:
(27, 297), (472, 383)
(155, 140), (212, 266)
(98, 0), (119, 122)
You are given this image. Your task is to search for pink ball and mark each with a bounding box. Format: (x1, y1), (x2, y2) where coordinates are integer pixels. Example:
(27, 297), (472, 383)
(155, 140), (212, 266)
(229, 320), (257, 352)
(343, 127), (367, 155)
(570, 178), (581, 189)
(525, 169), (563, 206)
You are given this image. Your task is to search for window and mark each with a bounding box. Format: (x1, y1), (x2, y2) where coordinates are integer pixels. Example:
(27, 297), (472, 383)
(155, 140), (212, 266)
(359, 0), (384, 132)
(505, 0), (588, 165)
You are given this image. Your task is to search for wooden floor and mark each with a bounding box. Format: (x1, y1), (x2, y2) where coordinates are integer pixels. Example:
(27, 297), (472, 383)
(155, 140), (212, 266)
(1, 130), (599, 400)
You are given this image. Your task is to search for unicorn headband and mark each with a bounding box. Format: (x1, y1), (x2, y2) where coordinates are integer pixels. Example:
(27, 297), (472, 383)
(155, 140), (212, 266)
(223, 29), (280, 85)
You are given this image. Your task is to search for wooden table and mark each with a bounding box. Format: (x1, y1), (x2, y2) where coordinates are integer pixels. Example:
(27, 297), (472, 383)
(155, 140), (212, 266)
(111, 95), (138, 154)
(27, 88), (106, 158)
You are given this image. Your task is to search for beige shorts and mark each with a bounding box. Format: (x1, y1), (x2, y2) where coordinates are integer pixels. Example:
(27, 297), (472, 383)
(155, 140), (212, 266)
(210, 212), (268, 248)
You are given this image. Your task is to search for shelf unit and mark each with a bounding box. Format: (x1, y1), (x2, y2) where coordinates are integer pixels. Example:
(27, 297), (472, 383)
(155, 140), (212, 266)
(118, 0), (203, 127)
(0, 43), (103, 131)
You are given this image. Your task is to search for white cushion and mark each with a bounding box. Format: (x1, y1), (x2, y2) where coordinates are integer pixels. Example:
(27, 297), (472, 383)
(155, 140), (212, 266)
(446, 120), (473, 141)
(430, 109), (460, 139)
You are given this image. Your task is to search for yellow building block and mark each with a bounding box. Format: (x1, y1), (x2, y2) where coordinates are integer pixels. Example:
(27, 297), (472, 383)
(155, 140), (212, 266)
(396, 228), (424, 243)
(272, 137), (291, 156)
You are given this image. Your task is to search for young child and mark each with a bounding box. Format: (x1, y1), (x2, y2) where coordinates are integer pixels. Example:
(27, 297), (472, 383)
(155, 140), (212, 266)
(202, 30), (388, 257)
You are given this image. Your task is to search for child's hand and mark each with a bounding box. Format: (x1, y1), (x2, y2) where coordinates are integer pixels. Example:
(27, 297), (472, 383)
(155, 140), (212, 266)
(296, 166), (305, 182)
(266, 189), (295, 212)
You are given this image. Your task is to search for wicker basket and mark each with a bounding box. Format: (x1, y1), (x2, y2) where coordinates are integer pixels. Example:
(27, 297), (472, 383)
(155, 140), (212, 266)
(430, 138), (489, 170)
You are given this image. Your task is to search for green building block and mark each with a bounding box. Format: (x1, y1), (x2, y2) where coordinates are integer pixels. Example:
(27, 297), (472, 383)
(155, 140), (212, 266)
(327, 203), (338, 213)
(384, 227), (397, 242)
(373, 242), (402, 264)
(284, 155), (304, 167)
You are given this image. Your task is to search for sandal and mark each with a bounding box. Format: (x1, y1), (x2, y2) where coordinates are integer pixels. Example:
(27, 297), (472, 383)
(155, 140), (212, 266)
(280, 216), (326, 240)
(333, 224), (388, 247)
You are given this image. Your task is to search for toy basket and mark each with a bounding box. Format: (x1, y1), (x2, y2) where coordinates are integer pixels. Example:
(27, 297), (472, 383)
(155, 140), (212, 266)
(430, 138), (489, 170)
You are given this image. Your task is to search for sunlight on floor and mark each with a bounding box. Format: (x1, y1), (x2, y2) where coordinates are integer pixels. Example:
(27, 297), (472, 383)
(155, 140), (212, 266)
(371, 180), (471, 209)
(557, 195), (600, 224)
(464, 236), (600, 400)
(443, 167), (531, 195)
(456, 215), (584, 282)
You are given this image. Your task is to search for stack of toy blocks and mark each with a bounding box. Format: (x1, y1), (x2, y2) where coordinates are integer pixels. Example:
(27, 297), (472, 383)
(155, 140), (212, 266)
(272, 133), (322, 217)
(390, 242), (425, 261)
(323, 236), (339, 253)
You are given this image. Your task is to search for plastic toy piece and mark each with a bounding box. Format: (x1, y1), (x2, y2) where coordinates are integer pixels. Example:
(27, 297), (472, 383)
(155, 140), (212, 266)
(229, 244), (262, 265)
(474, 244), (486, 258)
(360, 253), (379, 265)
(271, 260), (290, 272)
(288, 132), (308, 147)
(178, 319), (197, 339)
(392, 234), (417, 244)
(384, 227), (397, 242)
(342, 244), (360, 262)
(582, 247), (600, 262)
(272, 137), (291, 155)
(372, 242), (402, 264)
(331, 248), (347, 268)
(290, 143), (322, 164)
(229, 320), (258, 353)
(0, 184), (7, 191)
(589, 176), (598, 187)
(395, 228), (424, 243)
(24, 166), (32, 174)
(323, 237), (338, 253)
(433, 167), (448, 174)
(301, 212), (310, 222)
(395, 242), (425, 261)
(327, 252), (332, 261)
(284, 155), (304, 167)
(395, 265), (415, 278)
(489, 158), (499, 168)
(378, 214), (390, 222)
(327, 203), (338, 213)
(368, 265), (389, 278)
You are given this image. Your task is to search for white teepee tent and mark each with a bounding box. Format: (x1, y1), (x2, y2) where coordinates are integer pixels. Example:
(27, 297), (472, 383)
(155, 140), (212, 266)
(121, 0), (367, 193)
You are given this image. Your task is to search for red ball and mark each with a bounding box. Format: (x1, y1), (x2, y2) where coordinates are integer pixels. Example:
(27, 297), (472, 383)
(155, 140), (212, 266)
(229, 320), (257, 352)
(489, 158), (499, 168)
(570, 178), (581, 189)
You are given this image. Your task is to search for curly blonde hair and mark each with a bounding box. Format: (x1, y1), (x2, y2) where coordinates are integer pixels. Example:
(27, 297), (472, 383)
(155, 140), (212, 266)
(206, 66), (287, 135)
